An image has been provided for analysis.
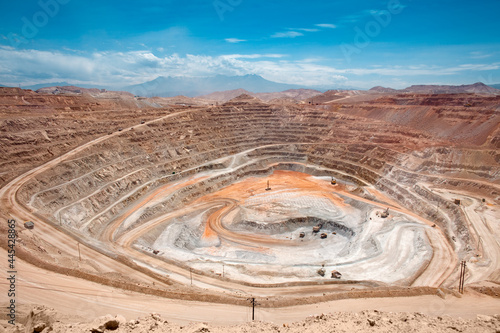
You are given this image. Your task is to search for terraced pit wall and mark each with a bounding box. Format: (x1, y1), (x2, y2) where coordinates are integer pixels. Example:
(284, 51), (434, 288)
(12, 97), (499, 262)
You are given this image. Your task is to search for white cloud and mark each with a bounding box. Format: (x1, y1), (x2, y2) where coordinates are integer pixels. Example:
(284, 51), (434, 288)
(271, 31), (304, 38)
(225, 38), (247, 43)
(315, 23), (337, 29)
(469, 51), (493, 60)
(292, 28), (321, 32)
(0, 48), (348, 87)
(221, 54), (286, 59)
(0, 48), (498, 89)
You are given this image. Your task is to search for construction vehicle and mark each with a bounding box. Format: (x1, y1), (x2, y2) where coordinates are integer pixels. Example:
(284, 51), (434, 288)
(331, 177), (337, 185)
(381, 208), (389, 218)
(313, 224), (322, 233)
(24, 221), (35, 229)
(317, 268), (326, 277)
(331, 270), (342, 279)
(320, 233), (328, 239)
(299, 232), (305, 238)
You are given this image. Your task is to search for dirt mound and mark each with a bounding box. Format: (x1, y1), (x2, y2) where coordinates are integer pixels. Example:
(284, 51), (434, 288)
(369, 86), (398, 93)
(223, 93), (264, 105)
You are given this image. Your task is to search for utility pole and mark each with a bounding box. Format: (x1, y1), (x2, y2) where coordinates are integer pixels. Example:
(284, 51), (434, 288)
(265, 180), (271, 191)
(458, 260), (466, 294)
(222, 264), (225, 278)
(247, 298), (258, 321)
(77, 242), (81, 261)
(190, 268), (193, 286)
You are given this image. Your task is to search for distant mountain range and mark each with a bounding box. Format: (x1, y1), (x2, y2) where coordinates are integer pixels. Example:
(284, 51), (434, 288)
(21, 81), (109, 91)
(122, 75), (321, 97)
(3, 79), (500, 97)
(370, 82), (500, 95)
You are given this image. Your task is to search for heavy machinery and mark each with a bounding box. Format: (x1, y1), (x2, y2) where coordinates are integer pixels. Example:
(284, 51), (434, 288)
(313, 224), (322, 233)
(331, 270), (342, 279)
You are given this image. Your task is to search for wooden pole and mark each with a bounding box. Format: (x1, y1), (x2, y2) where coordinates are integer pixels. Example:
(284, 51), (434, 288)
(458, 261), (463, 293)
(459, 260), (467, 294)
(247, 298), (257, 321)
(461, 261), (467, 293)
(252, 298), (255, 321)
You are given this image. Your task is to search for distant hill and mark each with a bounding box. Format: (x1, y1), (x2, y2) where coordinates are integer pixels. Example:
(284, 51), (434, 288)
(489, 83), (500, 90)
(198, 88), (252, 102)
(123, 75), (313, 97)
(24, 82), (109, 91)
(368, 86), (398, 93)
(36, 85), (134, 98)
(304, 89), (363, 104)
(223, 93), (264, 105)
(402, 82), (499, 94)
(254, 89), (322, 102)
(199, 88), (322, 102)
(367, 82), (500, 95)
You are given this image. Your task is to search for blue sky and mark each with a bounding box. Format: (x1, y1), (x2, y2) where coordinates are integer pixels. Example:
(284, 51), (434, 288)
(0, 0), (499, 89)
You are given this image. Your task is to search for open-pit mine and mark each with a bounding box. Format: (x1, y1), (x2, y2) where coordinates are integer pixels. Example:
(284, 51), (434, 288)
(0, 87), (499, 321)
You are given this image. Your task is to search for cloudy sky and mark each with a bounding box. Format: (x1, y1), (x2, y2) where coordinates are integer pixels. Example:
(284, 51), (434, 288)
(0, 0), (499, 89)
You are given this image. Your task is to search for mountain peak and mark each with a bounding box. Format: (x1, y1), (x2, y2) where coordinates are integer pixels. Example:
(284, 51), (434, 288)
(124, 75), (304, 97)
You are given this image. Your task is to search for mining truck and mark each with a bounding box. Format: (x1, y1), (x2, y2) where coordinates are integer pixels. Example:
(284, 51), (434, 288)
(331, 270), (342, 279)
(313, 224), (323, 233)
